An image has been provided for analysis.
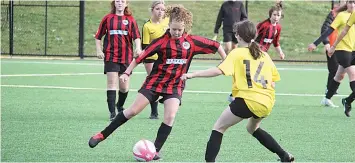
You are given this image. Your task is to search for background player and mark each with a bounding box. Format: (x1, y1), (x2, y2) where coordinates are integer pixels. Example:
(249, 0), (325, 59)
(95, 0), (141, 121)
(141, 0), (169, 119)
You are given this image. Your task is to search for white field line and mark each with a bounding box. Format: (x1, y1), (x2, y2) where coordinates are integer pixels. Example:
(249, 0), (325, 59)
(0, 84), (346, 97)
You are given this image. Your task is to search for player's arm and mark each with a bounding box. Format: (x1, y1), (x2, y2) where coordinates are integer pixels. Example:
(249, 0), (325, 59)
(214, 4), (224, 35)
(331, 25), (351, 51)
(321, 11), (334, 45)
(191, 35), (226, 60)
(94, 16), (108, 59)
(273, 27), (284, 59)
(131, 18), (142, 56)
(141, 24), (151, 50)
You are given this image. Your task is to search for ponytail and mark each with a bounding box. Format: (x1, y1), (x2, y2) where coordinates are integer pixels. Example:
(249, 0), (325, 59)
(249, 41), (263, 60)
(124, 6), (132, 16)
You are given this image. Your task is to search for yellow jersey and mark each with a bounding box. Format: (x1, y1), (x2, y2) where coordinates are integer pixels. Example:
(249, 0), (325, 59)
(142, 18), (169, 60)
(330, 11), (355, 51)
(218, 48), (281, 117)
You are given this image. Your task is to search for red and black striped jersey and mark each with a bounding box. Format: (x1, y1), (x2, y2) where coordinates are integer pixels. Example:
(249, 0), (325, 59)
(95, 14), (140, 64)
(255, 19), (282, 52)
(136, 30), (220, 95)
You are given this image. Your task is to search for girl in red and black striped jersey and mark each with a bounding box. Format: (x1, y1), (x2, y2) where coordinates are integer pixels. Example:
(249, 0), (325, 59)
(89, 5), (227, 160)
(95, 0), (142, 121)
(255, 2), (285, 59)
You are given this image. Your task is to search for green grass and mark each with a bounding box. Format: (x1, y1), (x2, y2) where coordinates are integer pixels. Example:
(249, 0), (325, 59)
(1, 1), (333, 60)
(1, 59), (355, 162)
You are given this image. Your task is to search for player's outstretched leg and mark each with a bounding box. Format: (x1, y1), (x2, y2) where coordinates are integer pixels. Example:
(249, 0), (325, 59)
(89, 93), (150, 148)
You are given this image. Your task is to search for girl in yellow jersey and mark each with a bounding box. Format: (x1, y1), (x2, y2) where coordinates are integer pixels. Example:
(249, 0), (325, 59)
(141, 0), (169, 119)
(181, 20), (294, 162)
(329, 11), (355, 117)
(308, 0), (355, 116)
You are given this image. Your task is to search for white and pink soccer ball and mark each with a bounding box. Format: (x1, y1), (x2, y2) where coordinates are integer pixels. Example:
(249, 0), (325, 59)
(133, 139), (156, 162)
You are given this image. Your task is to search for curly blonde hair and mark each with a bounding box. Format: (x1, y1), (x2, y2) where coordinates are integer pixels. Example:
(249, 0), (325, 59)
(164, 4), (193, 33)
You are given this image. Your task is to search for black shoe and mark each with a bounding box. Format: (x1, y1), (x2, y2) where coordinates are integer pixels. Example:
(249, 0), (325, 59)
(153, 153), (161, 160)
(149, 114), (159, 119)
(342, 98), (352, 117)
(279, 152), (294, 162)
(88, 133), (105, 148)
(110, 112), (116, 121)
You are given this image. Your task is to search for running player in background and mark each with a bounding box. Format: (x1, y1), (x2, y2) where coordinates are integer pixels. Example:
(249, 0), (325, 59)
(308, 0), (355, 111)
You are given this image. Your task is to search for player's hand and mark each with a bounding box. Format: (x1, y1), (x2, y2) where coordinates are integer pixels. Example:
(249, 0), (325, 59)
(134, 48), (142, 58)
(307, 43), (317, 52)
(119, 73), (129, 83)
(180, 73), (193, 81)
(212, 34), (218, 41)
(271, 82), (276, 88)
(324, 44), (331, 52)
(279, 52), (285, 60)
(96, 50), (104, 59)
(327, 46), (336, 57)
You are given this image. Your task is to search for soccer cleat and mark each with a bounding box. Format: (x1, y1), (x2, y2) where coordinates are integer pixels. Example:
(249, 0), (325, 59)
(342, 98), (352, 117)
(279, 152), (294, 162)
(88, 133), (105, 148)
(110, 112), (116, 121)
(149, 114), (159, 119)
(321, 98), (339, 107)
(153, 152), (161, 160)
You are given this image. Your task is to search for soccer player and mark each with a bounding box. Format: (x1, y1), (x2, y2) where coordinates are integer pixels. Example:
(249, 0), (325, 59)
(256, 2), (285, 59)
(141, 0), (169, 119)
(95, 0), (141, 121)
(213, 0), (248, 54)
(319, 3), (347, 99)
(181, 20), (294, 162)
(227, 2), (284, 102)
(328, 11), (355, 117)
(308, 0), (355, 112)
(88, 5), (227, 160)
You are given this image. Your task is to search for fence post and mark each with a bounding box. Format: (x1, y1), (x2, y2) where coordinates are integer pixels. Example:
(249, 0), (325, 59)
(245, 0), (248, 15)
(9, 0), (14, 57)
(78, 0), (85, 59)
(44, 0), (48, 56)
(331, 0), (334, 9)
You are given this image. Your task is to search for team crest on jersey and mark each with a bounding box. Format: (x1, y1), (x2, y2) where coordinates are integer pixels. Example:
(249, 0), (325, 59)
(122, 20), (129, 25)
(182, 42), (190, 50)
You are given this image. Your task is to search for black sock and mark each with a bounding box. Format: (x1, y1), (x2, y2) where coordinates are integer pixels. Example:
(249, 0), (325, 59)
(150, 101), (158, 116)
(346, 81), (355, 103)
(101, 112), (128, 138)
(205, 130), (223, 162)
(107, 90), (116, 113)
(154, 123), (172, 152)
(325, 79), (340, 99)
(117, 91), (128, 108)
(252, 128), (286, 158)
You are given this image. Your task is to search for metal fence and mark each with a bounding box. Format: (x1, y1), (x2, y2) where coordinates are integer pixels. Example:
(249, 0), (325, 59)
(1, 0), (85, 58)
(1, 0), (338, 61)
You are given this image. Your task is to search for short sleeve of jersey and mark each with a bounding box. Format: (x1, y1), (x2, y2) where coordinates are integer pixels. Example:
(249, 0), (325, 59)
(218, 52), (236, 76)
(331, 13), (343, 30)
(142, 24), (151, 45)
(347, 12), (355, 27)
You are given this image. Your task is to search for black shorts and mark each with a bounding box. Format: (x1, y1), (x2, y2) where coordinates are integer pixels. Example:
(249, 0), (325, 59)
(223, 31), (238, 43)
(138, 88), (181, 105)
(229, 97), (259, 119)
(334, 50), (355, 68)
(143, 59), (155, 64)
(104, 62), (129, 74)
